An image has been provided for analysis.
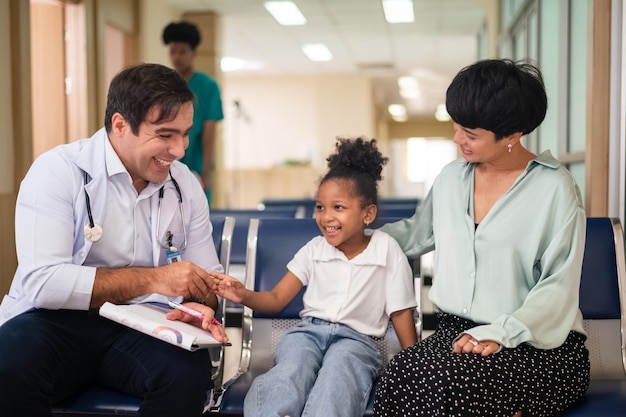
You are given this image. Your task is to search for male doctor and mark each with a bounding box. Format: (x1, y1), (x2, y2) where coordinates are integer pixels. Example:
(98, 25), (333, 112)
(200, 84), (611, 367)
(0, 63), (226, 416)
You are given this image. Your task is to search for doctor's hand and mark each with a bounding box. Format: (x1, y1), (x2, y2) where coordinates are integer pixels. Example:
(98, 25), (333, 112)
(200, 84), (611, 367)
(153, 261), (216, 300)
(166, 301), (229, 344)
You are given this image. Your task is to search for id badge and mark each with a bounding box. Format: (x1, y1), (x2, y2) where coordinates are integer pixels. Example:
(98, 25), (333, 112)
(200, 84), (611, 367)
(166, 246), (182, 264)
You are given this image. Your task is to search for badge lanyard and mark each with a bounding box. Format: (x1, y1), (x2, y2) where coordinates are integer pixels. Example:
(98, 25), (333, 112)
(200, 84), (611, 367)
(165, 231), (182, 263)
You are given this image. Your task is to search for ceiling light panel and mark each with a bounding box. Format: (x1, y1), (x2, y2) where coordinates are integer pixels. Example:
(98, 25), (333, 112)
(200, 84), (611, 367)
(302, 43), (333, 61)
(264, 1), (307, 26)
(435, 103), (451, 122)
(382, 0), (415, 24)
(398, 75), (420, 99)
(388, 103), (408, 121)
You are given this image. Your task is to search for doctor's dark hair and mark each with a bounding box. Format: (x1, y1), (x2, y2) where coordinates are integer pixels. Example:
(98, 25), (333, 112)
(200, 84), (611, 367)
(104, 63), (194, 135)
(445, 59), (547, 140)
(162, 21), (201, 50)
(320, 137), (388, 207)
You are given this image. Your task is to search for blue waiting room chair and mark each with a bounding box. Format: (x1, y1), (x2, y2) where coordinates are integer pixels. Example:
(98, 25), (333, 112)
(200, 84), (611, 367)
(375, 203), (417, 218)
(51, 216), (235, 416)
(556, 217), (626, 416)
(213, 217), (421, 416)
(211, 208), (299, 266)
(259, 198), (316, 218)
(259, 197), (421, 220)
(215, 217), (626, 417)
(210, 208), (301, 324)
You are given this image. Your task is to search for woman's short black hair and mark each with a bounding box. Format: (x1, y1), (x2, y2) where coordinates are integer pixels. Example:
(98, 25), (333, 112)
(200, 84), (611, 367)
(162, 21), (201, 50)
(445, 59), (547, 139)
(104, 63), (194, 135)
(320, 137), (388, 207)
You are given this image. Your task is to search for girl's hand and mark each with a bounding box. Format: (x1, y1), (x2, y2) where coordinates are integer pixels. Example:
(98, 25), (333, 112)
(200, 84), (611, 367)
(453, 333), (500, 357)
(208, 272), (247, 303)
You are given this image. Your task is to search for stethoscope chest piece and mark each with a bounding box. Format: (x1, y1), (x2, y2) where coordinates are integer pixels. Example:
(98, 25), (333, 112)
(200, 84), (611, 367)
(84, 223), (103, 242)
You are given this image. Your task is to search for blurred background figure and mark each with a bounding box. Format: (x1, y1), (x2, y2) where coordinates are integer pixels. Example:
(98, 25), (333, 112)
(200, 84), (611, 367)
(163, 21), (224, 205)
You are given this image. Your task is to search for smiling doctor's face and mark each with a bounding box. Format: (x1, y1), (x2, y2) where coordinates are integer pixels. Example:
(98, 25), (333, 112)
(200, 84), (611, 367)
(110, 102), (193, 193)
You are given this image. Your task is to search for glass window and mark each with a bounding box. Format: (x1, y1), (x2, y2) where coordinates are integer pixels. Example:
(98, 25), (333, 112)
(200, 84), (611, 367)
(389, 138), (457, 198)
(528, 9), (538, 62)
(567, 1), (588, 153)
(504, 1), (540, 153)
(499, 0), (587, 195)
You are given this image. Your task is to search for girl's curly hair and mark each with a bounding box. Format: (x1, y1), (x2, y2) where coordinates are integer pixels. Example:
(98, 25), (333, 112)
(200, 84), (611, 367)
(321, 137), (388, 207)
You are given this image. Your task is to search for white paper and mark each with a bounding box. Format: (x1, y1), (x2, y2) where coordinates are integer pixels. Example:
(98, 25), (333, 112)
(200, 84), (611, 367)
(99, 302), (228, 351)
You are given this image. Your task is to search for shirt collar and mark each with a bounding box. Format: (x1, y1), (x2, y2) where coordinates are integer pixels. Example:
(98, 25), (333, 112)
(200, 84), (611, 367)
(530, 150), (560, 169)
(461, 149), (561, 178)
(312, 229), (388, 266)
(104, 135), (128, 178)
(103, 134), (165, 197)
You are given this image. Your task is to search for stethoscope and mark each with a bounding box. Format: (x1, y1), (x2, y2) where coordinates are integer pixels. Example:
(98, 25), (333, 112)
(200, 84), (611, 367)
(83, 171), (188, 261)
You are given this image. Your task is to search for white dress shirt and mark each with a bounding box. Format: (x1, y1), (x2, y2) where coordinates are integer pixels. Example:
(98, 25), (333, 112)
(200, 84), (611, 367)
(288, 229), (417, 338)
(0, 128), (223, 326)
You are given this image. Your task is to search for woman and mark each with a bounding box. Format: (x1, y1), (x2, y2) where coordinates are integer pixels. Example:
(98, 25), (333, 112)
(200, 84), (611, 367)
(374, 59), (590, 417)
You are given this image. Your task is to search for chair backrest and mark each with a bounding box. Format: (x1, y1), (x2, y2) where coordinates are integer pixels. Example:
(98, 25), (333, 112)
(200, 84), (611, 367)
(212, 215), (235, 275)
(260, 198), (316, 218)
(211, 208), (300, 218)
(380, 197), (420, 206)
(376, 204), (417, 219)
(259, 198), (421, 220)
(211, 215), (234, 326)
(211, 208), (299, 265)
(209, 215), (236, 389)
(376, 198), (420, 219)
(238, 217), (417, 375)
(579, 217), (626, 379)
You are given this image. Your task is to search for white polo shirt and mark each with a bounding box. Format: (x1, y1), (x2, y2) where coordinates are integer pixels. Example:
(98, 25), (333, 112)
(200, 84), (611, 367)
(287, 229), (417, 338)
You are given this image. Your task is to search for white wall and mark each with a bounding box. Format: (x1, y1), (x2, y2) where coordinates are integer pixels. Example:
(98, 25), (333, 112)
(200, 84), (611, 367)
(139, 0), (180, 65)
(222, 73), (375, 170)
(137, 1), (376, 176)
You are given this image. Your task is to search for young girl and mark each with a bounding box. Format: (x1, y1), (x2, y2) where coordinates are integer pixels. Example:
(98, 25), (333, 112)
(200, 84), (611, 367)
(209, 137), (418, 417)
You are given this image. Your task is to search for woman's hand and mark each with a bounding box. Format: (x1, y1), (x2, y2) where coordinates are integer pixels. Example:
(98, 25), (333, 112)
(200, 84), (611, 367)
(453, 333), (500, 357)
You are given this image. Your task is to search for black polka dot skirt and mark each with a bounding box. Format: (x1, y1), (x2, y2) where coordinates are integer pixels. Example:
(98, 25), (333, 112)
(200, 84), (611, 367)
(373, 313), (590, 417)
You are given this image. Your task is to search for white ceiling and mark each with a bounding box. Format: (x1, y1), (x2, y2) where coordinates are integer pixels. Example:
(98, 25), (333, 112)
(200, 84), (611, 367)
(163, 0), (488, 118)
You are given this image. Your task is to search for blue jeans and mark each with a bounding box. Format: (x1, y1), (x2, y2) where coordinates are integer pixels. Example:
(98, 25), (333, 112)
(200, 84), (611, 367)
(0, 308), (212, 416)
(244, 317), (382, 417)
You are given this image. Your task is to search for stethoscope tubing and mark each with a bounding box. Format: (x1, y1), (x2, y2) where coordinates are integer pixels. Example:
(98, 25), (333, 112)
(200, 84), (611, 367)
(156, 174), (188, 251)
(84, 171), (96, 228)
(83, 170), (187, 251)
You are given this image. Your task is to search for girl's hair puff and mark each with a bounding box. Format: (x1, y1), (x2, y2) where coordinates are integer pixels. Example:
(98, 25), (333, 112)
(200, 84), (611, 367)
(321, 137), (388, 207)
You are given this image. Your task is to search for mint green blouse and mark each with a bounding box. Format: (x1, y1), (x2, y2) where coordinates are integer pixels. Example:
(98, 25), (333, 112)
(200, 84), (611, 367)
(381, 151), (586, 349)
